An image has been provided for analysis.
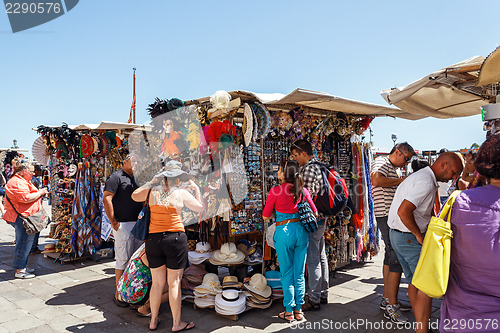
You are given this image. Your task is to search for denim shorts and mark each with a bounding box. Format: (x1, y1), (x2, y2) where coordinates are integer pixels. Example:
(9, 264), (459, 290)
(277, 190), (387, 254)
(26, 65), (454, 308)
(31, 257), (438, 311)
(389, 229), (422, 284)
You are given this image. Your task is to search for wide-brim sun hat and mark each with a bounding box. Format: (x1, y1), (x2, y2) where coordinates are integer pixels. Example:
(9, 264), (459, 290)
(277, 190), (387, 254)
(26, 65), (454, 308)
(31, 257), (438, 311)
(212, 242), (245, 264)
(194, 297), (215, 308)
(242, 103), (254, 147)
(243, 273), (272, 299)
(156, 160), (188, 179)
(214, 291), (246, 314)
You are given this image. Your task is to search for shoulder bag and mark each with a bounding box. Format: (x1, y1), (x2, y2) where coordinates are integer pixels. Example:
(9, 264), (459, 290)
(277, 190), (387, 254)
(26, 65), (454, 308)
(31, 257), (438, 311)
(298, 190), (318, 232)
(5, 195), (49, 235)
(412, 190), (461, 298)
(131, 189), (152, 241)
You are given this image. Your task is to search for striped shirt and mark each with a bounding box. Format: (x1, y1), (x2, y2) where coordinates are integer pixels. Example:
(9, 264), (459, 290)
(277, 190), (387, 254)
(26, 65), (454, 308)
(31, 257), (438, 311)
(371, 156), (400, 218)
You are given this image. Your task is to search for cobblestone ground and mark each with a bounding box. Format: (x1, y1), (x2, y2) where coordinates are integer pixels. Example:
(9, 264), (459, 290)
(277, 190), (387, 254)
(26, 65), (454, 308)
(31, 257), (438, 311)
(0, 202), (442, 332)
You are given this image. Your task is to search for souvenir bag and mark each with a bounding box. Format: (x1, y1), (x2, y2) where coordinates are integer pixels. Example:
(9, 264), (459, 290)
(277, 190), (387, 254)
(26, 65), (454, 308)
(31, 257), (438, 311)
(131, 190), (151, 241)
(297, 190), (318, 232)
(6, 195), (50, 235)
(412, 190), (461, 298)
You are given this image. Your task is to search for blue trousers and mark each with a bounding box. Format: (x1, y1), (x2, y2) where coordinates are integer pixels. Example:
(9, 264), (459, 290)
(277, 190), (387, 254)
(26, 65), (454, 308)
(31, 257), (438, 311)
(13, 216), (36, 270)
(274, 222), (309, 313)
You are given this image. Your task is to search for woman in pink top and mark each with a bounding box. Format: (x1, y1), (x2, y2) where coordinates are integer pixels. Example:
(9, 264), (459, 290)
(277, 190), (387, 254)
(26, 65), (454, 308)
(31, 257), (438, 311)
(263, 160), (317, 322)
(4, 159), (48, 279)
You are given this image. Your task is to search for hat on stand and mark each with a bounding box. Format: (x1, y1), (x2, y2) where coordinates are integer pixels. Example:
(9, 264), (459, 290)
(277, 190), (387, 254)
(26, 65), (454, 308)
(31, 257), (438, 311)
(215, 288), (246, 315)
(194, 273), (222, 295)
(242, 103), (254, 147)
(188, 242), (212, 265)
(222, 276), (242, 289)
(243, 274), (272, 299)
(210, 243), (245, 265)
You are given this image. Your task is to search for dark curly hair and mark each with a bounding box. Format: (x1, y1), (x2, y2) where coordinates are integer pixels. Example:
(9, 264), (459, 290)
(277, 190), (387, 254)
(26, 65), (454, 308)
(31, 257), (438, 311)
(474, 133), (500, 179)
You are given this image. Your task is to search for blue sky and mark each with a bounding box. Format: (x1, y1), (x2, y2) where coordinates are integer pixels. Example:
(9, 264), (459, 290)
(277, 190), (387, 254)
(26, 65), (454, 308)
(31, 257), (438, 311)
(1, 0), (499, 154)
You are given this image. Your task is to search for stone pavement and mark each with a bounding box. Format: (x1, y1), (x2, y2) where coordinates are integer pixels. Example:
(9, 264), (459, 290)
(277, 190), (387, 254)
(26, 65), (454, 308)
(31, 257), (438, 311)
(0, 203), (442, 332)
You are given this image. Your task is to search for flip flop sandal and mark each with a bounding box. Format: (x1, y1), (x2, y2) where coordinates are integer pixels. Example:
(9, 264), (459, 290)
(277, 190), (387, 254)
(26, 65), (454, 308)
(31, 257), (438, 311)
(278, 311), (295, 323)
(172, 321), (195, 332)
(293, 310), (304, 320)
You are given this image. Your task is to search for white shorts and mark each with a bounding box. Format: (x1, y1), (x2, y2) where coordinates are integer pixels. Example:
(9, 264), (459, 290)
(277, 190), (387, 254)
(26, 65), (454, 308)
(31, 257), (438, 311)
(112, 221), (143, 270)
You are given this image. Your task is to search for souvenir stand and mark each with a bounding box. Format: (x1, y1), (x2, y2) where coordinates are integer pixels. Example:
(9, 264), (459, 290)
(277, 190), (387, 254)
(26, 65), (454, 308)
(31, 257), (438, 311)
(143, 89), (406, 320)
(32, 122), (151, 262)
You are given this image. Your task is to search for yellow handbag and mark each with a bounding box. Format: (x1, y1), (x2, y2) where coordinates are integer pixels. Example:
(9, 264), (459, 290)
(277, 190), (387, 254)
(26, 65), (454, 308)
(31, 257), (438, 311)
(412, 190), (461, 298)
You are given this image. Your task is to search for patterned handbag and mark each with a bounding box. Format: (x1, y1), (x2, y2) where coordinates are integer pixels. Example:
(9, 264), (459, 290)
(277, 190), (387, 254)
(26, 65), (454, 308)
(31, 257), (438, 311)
(297, 190), (318, 232)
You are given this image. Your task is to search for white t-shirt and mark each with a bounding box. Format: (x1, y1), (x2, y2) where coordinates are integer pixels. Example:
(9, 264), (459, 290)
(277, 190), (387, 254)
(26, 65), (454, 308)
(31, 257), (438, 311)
(388, 166), (438, 233)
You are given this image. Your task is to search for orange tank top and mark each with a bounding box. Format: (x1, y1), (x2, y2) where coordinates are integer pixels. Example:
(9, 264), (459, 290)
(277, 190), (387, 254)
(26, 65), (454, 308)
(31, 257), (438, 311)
(149, 205), (184, 233)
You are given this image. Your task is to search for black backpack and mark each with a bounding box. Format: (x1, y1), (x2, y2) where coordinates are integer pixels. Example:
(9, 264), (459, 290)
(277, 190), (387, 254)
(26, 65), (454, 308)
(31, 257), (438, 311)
(310, 162), (349, 216)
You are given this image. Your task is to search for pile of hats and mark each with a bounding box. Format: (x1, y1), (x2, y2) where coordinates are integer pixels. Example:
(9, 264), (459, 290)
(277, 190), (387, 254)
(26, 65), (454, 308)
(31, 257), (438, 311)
(243, 274), (273, 309)
(210, 242), (245, 265)
(237, 240), (263, 265)
(188, 242), (212, 265)
(265, 270), (283, 298)
(215, 276), (246, 315)
(193, 273), (221, 309)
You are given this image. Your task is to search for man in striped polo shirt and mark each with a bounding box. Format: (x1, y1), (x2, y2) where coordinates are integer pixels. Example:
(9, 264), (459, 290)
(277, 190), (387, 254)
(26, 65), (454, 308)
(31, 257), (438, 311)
(371, 142), (415, 323)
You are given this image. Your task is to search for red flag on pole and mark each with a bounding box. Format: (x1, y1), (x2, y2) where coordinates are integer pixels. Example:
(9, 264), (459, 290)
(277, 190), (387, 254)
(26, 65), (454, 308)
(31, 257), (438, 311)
(127, 68), (136, 124)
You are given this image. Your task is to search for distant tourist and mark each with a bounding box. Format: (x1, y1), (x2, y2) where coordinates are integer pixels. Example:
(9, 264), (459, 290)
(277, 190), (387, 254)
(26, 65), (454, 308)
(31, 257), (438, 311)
(3, 159), (49, 279)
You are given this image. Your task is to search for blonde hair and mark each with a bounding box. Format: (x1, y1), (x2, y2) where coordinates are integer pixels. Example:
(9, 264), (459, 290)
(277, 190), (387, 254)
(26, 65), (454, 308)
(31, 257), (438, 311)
(12, 158), (32, 175)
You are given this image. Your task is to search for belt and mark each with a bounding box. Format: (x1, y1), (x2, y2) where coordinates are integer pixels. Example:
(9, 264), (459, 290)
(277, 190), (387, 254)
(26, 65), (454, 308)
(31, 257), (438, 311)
(391, 228), (412, 234)
(276, 218), (300, 226)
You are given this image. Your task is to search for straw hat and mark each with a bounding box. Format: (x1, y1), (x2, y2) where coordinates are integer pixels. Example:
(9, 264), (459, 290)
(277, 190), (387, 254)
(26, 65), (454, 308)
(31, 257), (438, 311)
(41, 243), (56, 253)
(194, 297), (215, 309)
(243, 274), (272, 299)
(194, 273), (222, 295)
(188, 242), (212, 265)
(211, 243), (245, 264)
(242, 103), (254, 147)
(222, 276), (242, 289)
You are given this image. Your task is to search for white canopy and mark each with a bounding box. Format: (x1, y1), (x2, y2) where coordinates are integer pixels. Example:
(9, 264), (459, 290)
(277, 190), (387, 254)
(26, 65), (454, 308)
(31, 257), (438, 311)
(188, 89), (413, 119)
(381, 56), (489, 119)
(267, 88), (420, 120)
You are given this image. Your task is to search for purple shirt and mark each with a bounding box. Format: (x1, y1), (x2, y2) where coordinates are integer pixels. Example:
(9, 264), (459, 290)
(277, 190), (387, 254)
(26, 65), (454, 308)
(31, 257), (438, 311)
(440, 185), (500, 333)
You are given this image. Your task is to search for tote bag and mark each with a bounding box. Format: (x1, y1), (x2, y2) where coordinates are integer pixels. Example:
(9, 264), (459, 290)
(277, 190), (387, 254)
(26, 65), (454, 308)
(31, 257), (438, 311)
(412, 190), (461, 298)
(131, 190), (151, 241)
(297, 190), (318, 232)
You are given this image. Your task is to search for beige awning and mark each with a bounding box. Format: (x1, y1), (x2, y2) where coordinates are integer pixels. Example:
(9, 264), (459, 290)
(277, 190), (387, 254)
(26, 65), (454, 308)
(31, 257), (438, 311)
(267, 88), (422, 120)
(187, 89), (416, 119)
(381, 56), (490, 119)
(477, 45), (500, 87)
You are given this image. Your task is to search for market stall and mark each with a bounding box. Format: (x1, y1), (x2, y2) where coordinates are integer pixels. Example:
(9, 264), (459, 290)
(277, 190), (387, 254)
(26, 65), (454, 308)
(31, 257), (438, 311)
(122, 88), (412, 319)
(32, 122), (151, 260)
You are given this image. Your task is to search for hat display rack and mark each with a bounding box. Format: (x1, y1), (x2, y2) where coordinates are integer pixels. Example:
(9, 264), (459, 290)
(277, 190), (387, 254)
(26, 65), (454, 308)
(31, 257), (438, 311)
(34, 123), (136, 260)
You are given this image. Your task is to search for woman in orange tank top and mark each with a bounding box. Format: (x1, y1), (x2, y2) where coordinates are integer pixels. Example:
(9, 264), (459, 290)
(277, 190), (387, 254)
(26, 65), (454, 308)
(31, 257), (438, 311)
(132, 161), (203, 331)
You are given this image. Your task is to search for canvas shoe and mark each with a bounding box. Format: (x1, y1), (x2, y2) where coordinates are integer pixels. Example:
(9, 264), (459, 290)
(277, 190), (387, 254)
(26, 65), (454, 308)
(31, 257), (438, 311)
(384, 304), (409, 323)
(15, 269), (35, 279)
(25, 267), (35, 273)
